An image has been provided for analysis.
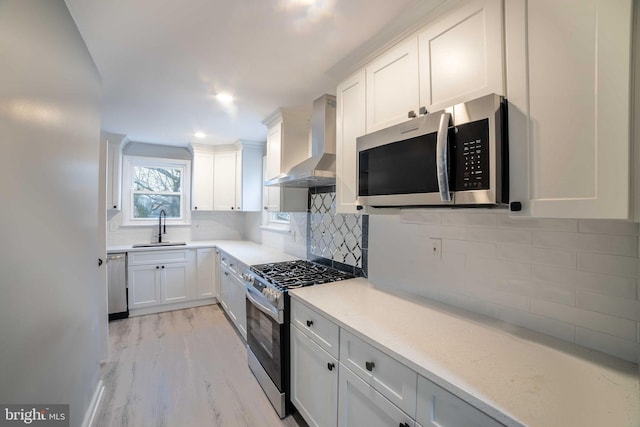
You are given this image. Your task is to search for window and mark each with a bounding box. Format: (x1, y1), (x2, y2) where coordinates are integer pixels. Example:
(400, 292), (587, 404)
(270, 212), (291, 223)
(122, 156), (191, 226)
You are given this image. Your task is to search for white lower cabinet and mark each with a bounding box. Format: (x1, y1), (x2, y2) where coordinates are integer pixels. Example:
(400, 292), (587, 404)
(338, 362), (415, 427)
(416, 376), (504, 427)
(290, 325), (338, 427)
(126, 248), (220, 315)
(128, 258), (190, 308)
(291, 296), (506, 427)
(219, 262), (246, 339)
(195, 247), (217, 300)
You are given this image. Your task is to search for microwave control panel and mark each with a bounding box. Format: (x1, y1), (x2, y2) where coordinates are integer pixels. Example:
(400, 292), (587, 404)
(451, 118), (490, 191)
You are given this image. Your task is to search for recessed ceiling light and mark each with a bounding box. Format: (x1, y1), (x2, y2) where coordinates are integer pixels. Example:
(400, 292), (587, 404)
(194, 131), (206, 139)
(215, 92), (234, 104)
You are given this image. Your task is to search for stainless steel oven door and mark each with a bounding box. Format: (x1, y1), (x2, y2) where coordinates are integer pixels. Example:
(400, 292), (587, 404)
(246, 285), (286, 413)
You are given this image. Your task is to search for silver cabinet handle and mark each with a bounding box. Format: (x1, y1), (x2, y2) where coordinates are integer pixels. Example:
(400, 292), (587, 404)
(436, 112), (452, 202)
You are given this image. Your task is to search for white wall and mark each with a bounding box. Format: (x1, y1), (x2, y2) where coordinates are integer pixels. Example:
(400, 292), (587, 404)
(0, 1), (105, 425)
(369, 210), (640, 363)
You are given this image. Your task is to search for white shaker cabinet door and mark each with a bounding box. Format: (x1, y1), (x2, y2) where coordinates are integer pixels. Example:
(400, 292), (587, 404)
(338, 363), (414, 427)
(213, 150), (238, 211)
(160, 262), (189, 303)
(418, 0), (504, 112)
(128, 265), (160, 308)
(192, 149), (215, 211)
(290, 325), (338, 427)
(506, 0), (633, 219)
(366, 37), (419, 132)
(336, 69), (366, 214)
(196, 248), (216, 300)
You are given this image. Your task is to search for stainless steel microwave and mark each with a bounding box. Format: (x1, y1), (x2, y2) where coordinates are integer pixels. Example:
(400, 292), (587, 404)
(356, 93), (507, 208)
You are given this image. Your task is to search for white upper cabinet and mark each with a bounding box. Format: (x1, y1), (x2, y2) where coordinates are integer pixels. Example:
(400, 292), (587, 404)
(213, 150), (238, 211)
(506, 0), (633, 219)
(262, 110), (310, 213)
(366, 37), (419, 132)
(103, 132), (126, 211)
(418, 0), (504, 111)
(190, 142), (264, 212)
(191, 147), (214, 211)
(336, 69), (366, 214)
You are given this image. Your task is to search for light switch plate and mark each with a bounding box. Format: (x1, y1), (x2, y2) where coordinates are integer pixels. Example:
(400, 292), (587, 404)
(109, 222), (118, 232)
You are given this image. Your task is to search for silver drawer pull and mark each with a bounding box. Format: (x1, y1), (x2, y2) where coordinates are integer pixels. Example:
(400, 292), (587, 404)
(365, 361), (375, 372)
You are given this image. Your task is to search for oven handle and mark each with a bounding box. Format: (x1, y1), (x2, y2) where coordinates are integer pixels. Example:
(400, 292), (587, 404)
(436, 112), (452, 202)
(246, 286), (282, 324)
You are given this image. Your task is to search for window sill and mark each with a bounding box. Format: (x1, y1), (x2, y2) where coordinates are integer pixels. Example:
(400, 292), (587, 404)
(260, 225), (291, 234)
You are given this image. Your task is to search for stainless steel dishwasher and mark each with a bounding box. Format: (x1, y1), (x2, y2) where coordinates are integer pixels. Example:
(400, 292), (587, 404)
(107, 253), (128, 320)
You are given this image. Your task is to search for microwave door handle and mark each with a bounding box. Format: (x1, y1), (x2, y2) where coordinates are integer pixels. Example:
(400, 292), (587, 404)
(436, 112), (452, 202)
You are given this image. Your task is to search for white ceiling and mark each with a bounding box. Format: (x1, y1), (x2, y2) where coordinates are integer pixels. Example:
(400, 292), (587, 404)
(64, 0), (423, 147)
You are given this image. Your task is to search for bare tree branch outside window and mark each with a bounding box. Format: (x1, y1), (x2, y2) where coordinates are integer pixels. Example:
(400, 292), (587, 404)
(132, 166), (182, 218)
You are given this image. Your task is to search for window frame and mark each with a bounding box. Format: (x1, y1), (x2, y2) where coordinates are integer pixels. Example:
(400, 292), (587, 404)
(121, 155), (191, 226)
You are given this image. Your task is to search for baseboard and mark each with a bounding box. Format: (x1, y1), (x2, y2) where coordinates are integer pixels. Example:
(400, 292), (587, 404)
(129, 298), (218, 317)
(81, 379), (104, 427)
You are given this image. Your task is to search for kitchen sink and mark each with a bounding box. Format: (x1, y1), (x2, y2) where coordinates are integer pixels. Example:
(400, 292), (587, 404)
(131, 242), (187, 248)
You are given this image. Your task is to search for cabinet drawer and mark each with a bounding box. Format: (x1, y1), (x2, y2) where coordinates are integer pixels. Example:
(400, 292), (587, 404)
(340, 329), (417, 418)
(291, 299), (340, 359)
(416, 375), (504, 427)
(129, 250), (190, 265)
(219, 251), (242, 274)
(338, 362), (415, 427)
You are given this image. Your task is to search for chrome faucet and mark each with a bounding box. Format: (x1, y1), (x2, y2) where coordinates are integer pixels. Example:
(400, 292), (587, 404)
(158, 209), (167, 243)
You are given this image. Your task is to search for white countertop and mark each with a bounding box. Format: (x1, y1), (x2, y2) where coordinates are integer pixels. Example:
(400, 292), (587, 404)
(107, 240), (299, 265)
(290, 279), (640, 427)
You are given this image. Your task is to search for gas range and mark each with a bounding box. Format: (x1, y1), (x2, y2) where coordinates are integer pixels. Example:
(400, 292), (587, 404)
(243, 259), (355, 311)
(243, 258), (355, 418)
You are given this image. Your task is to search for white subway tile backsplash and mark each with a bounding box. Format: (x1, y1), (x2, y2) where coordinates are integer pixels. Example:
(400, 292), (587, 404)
(442, 239), (497, 257)
(575, 328), (639, 363)
(465, 256), (531, 279)
(421, 225), (467, 239)
(531, 299), (637, 341)
(466, 227), (533, 245)
(577, 291), (640, 321)
(438, 290), (496, 318)
(483, 289), (530, 311)
(531, 265), (637, 298)
(577, 253), (638, 278)
(533, 231), (637, 256)
(369, 211), (640, 362)
(495, 278), (576, 306)
(400, 210), (441, 225)
(578, 220), (639, 236)
(441, 212), (467, 226)
(496, 243), (576, 268)
(465, 213), (497, 227)
(496, 214), (578, 232)
(493, 305), (577, 342)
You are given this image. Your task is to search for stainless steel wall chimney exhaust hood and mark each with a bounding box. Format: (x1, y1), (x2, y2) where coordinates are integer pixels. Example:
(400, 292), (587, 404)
(265, 94), (336, 188)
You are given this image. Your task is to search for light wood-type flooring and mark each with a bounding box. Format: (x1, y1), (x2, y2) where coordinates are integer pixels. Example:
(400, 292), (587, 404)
(96, 305), (305, 427)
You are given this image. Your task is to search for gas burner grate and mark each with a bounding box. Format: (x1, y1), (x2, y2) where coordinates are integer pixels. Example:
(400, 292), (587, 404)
(251, 260), (354, 291)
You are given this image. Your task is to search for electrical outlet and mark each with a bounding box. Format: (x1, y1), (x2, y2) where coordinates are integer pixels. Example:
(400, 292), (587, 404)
(430, 238), (441, 259)
(109, 222), (117, 232)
